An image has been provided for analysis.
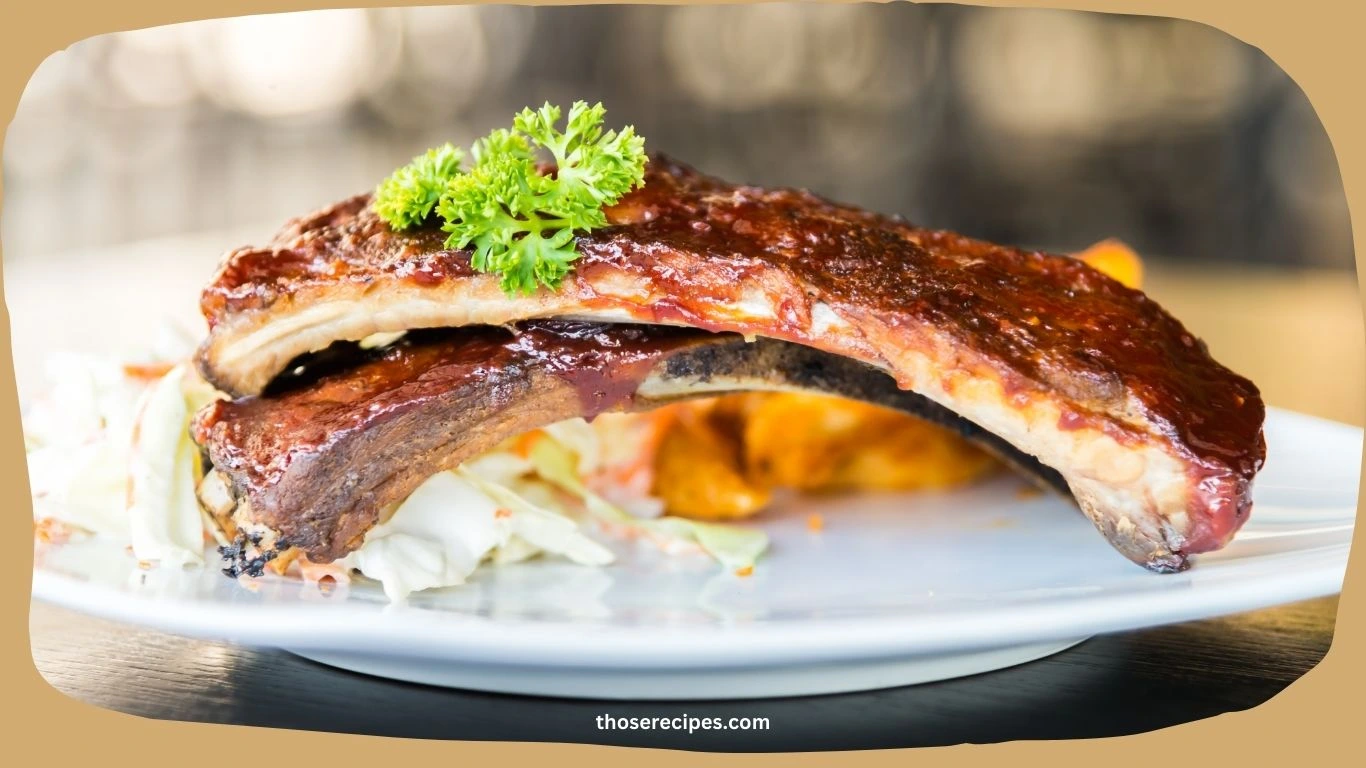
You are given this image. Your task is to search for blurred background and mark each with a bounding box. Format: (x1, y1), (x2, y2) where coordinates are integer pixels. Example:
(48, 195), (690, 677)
(18, 5), (1359, 740)
(1, 3), (1354, 267)
(1, 3), (1360, 422)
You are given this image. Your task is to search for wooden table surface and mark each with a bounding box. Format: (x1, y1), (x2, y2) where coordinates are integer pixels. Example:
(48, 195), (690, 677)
(28, 597), (1340, 750)
(15, 238), (1361, 750)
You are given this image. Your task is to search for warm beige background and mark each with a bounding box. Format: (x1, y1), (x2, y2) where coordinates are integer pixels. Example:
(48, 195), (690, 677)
(3, 0), (1363, 764)
(1145, 266), (1362, 425)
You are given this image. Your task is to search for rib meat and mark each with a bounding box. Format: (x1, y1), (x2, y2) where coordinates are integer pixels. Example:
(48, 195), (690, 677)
(193, 155), (1266, 571)
(193, 322), (1068, 564)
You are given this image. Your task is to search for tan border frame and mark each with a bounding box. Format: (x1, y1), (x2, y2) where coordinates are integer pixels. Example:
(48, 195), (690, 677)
(2, 1), (1361, 763)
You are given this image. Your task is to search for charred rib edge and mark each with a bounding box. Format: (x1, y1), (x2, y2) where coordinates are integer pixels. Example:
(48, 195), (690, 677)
(196, 336), (1081, 576)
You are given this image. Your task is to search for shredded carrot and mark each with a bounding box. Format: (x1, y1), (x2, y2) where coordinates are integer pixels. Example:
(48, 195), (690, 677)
(597, 520), (641, 540)
(806, 513), (825, 532)
(33, 518), (73, 544)
(494, 508), (513, 519)
(595, 406), (685, 491)
(734, 565), (754, 577)
(122, 361), (177, 381)
(511, 430), (549, 458)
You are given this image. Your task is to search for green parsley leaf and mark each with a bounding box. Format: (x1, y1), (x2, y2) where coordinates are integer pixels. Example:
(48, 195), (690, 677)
(439, 150), (574, 296)
(373, 143), (465, 230)
(469, 127), (533, 166)
(511, 101), (647, 224)
(375, 101), (647, 296)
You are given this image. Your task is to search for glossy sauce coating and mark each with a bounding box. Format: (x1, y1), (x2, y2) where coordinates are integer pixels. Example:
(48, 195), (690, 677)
(202, 156), (1263, 489)
(195, 322), (716, 497)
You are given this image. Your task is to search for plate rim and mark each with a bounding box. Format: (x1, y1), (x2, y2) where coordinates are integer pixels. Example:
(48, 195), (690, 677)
(30, 406), (1357, 668)
(32, 546), (1346, 668)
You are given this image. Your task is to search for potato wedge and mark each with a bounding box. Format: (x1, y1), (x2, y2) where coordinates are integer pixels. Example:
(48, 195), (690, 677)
(652, 407), (771, 520)
(740, 393), (876, 491)
(819, 414), (999, 492)
(741, 393), (998, 494)
(648, 239), (1144, 520)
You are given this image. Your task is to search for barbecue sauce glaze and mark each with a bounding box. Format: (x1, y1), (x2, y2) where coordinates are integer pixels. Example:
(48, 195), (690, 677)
(200, 155), (1265, 559)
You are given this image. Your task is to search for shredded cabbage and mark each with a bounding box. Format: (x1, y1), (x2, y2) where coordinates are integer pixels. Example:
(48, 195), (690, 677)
(24, 345), (770, 602)
(340, 471), (503, 602)
(339, 464), (614, 603)
(456, 468), (614, 567)
(27, 439), (131, 537)
(125, 364), (207, 567)
(23, 356), (136, 536)
(526, 433), (770, 571)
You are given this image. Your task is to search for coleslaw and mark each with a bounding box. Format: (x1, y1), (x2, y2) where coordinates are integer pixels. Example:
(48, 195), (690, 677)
(24, 333), (769, 602)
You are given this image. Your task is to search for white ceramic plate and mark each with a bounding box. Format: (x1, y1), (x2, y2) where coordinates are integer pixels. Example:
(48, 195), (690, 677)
(31, 407), (1357, 699)
(11, 234), (1359, 699)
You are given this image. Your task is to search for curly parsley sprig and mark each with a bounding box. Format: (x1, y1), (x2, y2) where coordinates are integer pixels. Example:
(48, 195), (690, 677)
(373, 102), (647, 295)
(373, 143), (465, 230)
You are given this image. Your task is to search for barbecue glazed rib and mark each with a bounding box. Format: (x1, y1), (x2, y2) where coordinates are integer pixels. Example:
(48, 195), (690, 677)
(194, 155), (1266, 572)
(193, 322), (1067, 565)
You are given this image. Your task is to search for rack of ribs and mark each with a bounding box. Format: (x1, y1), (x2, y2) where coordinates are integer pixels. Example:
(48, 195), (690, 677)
(192, 155), (1266, 573)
